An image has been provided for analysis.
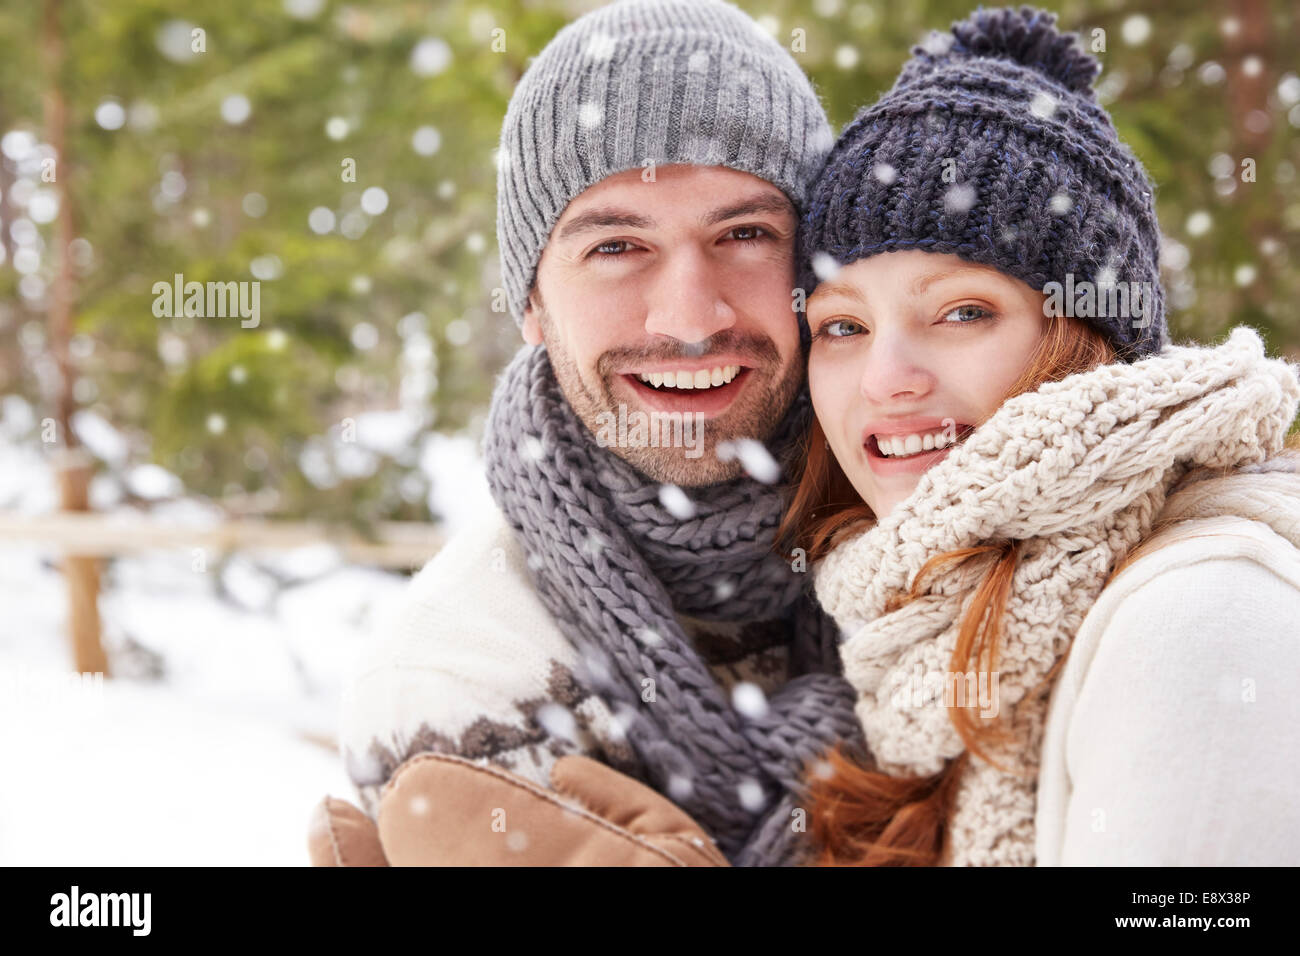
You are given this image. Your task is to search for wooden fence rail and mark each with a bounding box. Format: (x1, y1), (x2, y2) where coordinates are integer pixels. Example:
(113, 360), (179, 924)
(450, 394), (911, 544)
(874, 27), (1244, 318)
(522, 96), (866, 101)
(0, 511), (444, 570)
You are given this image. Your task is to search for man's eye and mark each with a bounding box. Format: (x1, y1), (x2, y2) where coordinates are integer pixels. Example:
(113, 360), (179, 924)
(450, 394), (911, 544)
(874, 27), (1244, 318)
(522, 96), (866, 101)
(590, 240), (634, 258)
(941, 304), (993, 324)
(729, 225), (768, 243)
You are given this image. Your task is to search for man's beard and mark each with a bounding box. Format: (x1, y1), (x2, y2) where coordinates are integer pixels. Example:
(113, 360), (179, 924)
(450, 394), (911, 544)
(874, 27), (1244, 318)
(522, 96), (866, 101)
(538, 306), (805, 487)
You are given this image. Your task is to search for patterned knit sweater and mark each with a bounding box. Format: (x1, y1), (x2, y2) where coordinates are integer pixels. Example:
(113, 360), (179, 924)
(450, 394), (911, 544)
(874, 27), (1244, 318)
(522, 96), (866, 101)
(339, 504), (792, 820)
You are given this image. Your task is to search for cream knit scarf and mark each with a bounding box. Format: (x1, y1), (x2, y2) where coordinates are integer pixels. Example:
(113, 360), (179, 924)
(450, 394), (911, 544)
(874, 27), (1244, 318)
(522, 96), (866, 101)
(813, 327), (1300, 866)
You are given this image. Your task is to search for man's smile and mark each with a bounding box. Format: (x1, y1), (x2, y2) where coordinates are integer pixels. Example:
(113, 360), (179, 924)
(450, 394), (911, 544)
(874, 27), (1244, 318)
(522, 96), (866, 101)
(617, 364), (756, 418)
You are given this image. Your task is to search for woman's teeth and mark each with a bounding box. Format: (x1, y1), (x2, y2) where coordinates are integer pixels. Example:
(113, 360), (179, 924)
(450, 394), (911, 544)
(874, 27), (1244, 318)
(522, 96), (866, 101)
(637, 365), (741, 390)
(874, 428), (963, 458)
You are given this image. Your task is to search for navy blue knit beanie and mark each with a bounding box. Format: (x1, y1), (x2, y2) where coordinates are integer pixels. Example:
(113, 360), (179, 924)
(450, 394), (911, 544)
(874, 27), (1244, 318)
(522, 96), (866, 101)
(797, 6), (1169, 361)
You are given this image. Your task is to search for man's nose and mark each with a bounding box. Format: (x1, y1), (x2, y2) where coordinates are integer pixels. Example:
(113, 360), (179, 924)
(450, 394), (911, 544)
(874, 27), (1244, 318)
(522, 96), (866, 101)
(642, 249), (738, 344)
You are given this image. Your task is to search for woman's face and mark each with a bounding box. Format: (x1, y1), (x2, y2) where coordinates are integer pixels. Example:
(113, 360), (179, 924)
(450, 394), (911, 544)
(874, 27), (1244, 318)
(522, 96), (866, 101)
(807, 250), (1049, 520)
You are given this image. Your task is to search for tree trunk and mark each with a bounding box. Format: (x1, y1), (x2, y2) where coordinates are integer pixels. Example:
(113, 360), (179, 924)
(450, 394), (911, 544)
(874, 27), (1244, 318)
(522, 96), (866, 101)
(43, 0), (108, 676)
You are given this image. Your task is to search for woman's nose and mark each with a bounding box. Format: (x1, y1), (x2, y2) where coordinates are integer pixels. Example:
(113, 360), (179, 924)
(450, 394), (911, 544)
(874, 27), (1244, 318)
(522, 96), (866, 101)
(858, 331), (935, 404)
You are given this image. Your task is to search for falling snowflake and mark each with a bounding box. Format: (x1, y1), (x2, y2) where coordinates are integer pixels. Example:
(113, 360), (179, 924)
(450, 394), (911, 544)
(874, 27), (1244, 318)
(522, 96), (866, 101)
(1029, 91), (1057, 119)
(873, 162), (898, 185)
(658, 484), (696, 519)
(536, 703), (578, 742)
(668, 774), (694, 801)
(943, 183), (976, 214)
(412, 125), (441, 156)
(585, 32), (617, 61)
(1186, 210), (1212, 237)
(608, 704), (639, 741)
(1121, 14), (1152, 46)
(579, 649), (611, 686)
(361, 187), (389, 215)
(1049, 192), (1072, 216)
(810, 759), (835, 780)
(408, 795), (429, 816)
(411, 37), (452, 77)
(637, 628), (663, 647)
(811, 251), (841, 282)
(731, 681), (769, 719)
(715, 438), (780, 484)
(518, 434), (545, 462)
(713, 578), (736, 602)
(220, 94), (251, 125)
(284, 0), (325, 19)
(920, 30), (954, 56)
(94, 101), (126, 131)
(577, 102), (603, 129)
(505, 830), (528, 852)
(308, 207), (335, 235)
(737, 779), (766, 811)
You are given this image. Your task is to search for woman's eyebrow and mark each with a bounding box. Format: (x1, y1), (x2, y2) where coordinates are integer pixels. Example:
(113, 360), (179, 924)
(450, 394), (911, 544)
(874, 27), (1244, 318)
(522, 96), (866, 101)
(911, 267), (997, 296)
(810, 280), (867, 303)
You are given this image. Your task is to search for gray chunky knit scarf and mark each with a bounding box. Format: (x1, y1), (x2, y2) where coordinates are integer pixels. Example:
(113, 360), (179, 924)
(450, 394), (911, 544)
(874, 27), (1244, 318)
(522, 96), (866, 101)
(483, 344), (864, 865)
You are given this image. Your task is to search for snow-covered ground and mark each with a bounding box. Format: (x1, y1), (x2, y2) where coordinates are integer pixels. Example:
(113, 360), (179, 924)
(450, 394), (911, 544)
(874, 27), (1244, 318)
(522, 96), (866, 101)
(0, 401), (494, 865)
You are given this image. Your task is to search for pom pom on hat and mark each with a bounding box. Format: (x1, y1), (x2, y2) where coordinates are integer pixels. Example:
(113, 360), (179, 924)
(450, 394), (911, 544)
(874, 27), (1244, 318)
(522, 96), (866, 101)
(916, 5), (1100, 95)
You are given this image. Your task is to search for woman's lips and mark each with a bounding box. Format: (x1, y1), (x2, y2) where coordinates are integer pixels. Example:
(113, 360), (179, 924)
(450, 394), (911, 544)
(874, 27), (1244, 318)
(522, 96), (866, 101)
(620, 367), (752, 418)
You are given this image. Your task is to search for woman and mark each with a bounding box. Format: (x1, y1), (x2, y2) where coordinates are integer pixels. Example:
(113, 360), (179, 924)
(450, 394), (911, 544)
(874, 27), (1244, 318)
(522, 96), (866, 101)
(783, 7), (1300, 865)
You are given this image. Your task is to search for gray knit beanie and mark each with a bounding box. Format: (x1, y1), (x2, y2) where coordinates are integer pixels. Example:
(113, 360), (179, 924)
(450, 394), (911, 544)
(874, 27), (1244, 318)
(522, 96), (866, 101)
(496, 0), (835, 329)
(797, 6), (1169, 361)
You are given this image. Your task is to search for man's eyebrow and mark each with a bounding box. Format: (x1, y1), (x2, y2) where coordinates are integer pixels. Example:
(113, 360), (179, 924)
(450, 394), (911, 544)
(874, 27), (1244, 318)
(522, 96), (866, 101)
(555, 193), (795, 242)
(556, 209), (654, 242)
(699, 193), (795, 227)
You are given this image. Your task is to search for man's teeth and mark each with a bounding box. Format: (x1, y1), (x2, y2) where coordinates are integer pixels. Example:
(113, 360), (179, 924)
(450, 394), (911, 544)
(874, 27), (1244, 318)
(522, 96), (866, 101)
(874, 428), (962, 458)
(637, 365), (741, 390)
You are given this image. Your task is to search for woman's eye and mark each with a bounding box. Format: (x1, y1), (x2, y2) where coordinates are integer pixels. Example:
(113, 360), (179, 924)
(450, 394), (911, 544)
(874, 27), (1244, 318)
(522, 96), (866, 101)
(814, 318), (864, 340)
(941, 304), (993, 324)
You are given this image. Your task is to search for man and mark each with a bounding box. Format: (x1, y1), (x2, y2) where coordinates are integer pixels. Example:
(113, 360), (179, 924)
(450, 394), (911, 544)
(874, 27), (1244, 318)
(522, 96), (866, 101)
(332, 0), (861, 867)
